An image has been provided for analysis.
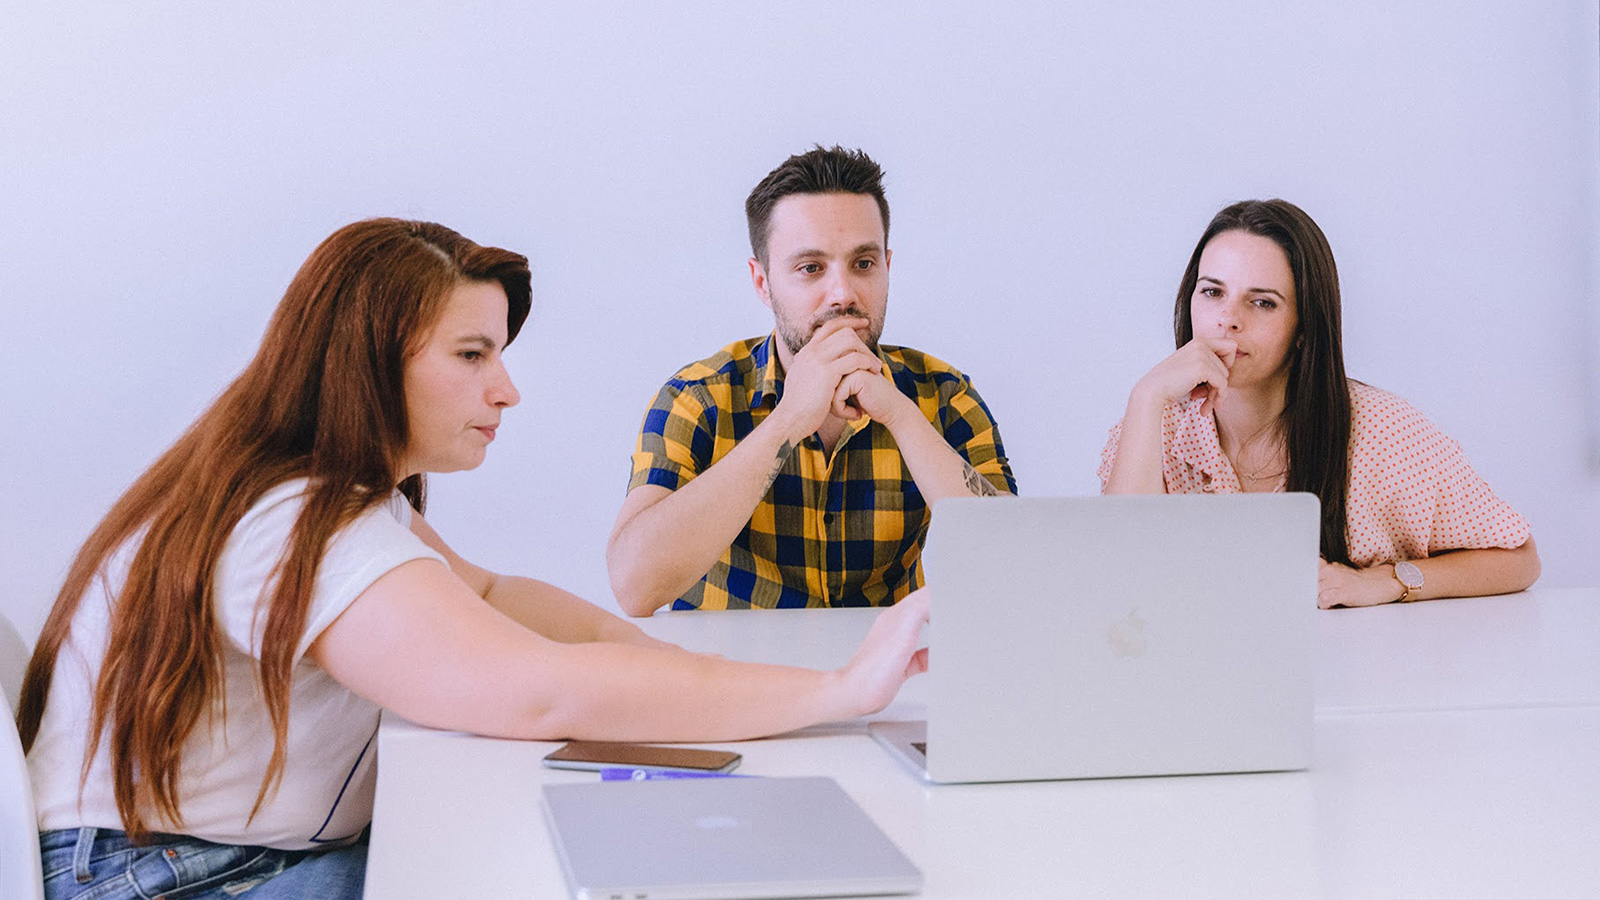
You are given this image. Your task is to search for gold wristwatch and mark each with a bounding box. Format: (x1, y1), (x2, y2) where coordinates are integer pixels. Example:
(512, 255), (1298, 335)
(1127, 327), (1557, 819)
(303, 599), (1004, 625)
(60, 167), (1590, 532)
(1393, 561), (1424, 603)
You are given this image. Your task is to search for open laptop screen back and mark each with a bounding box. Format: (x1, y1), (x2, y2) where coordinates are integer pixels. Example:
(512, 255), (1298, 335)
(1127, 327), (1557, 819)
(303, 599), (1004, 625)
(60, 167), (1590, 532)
(921, 494), (1317, 783)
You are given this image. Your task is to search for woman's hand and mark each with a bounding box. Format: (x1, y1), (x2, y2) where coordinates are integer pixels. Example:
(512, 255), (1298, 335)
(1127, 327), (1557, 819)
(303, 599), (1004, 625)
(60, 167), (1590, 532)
(1131, 337), (1238, 417)
(835, 588), (931, 717)
(1317, 560), (1405, 609)
(1105, 337), (1239, 494)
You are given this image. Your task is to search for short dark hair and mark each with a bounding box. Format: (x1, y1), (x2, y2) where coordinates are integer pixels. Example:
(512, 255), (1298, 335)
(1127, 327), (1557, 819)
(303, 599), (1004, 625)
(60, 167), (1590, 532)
(1174, 199), (1354, 565)
(745, 145), (890, 266)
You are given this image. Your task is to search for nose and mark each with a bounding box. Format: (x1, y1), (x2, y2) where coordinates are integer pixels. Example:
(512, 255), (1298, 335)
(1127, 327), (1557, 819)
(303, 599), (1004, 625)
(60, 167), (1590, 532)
(1216, 300), (1244, 333)
(822, 268), (857, 309)
(489, 360), (520, 409)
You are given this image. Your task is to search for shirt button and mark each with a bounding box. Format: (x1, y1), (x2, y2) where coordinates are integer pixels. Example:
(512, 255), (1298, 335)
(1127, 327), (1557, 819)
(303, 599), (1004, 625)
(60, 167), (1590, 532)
(164, 849), (177, 859)
(824, 513), (835, 525)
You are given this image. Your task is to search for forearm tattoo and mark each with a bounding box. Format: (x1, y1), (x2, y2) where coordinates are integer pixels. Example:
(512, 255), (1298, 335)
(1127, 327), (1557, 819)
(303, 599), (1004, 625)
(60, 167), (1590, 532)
(764, 439), (796, 493)
(963, 461), (1001, 497)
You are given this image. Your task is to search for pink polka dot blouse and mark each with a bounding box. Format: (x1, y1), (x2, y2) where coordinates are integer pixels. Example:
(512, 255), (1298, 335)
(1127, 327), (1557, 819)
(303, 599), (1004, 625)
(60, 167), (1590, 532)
(1097, 380), (1532, 567)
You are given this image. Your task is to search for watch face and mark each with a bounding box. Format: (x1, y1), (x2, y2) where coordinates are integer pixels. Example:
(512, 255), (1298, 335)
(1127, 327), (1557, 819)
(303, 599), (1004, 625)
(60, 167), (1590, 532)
(1395, 561), (1424, 589)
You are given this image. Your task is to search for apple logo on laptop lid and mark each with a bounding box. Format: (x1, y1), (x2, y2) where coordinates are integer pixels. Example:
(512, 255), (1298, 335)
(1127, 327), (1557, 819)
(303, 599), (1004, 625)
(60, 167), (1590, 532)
(1108, 609), (1148, 658)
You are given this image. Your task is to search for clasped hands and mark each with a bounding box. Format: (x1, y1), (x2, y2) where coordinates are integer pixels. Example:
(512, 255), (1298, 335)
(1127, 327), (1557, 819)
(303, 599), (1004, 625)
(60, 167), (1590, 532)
(772, 316), (910, 438)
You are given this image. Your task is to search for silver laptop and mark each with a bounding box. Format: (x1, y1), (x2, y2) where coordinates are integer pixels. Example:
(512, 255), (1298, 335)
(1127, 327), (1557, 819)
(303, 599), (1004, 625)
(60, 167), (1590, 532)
(542, 775), (922, 900)
(871, 493), (1317, 783)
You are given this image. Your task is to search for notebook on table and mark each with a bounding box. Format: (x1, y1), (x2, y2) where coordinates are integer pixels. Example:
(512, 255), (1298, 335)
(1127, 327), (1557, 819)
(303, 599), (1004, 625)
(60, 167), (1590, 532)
(542, 775), (922, 900)
(871, 493), (1318, 783)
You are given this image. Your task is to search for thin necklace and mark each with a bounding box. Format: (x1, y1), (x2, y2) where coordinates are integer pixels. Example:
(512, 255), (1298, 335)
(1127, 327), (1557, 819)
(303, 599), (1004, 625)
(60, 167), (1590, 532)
(1237, 462), (1286, 481)
(1225, 424), (1286, 482)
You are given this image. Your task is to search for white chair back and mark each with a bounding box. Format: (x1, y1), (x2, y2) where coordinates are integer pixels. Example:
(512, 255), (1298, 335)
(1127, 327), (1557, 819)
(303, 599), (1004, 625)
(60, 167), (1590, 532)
(0, 613), (28, 714)
(0, 613), (45, 900)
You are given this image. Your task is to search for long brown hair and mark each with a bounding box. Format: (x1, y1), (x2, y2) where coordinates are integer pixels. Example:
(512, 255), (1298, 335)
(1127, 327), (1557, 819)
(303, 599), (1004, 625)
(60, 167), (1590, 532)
(17, 219), (531, 841)
(1173, 199), (1353, 565)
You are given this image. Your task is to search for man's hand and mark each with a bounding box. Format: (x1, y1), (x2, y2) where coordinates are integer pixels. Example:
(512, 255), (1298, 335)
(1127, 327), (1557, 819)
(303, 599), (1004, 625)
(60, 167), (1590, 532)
(769, 316), (881, 440)
(1317, 560), (1405, 609)
(832, 365), (914, 426)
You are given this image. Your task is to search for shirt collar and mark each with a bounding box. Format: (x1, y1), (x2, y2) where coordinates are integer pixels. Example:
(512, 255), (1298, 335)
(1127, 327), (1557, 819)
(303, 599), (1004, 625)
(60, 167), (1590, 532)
(1172, 397), (1240, 490)
(751, 332), (784, 409)
(1173, 397), (1290, 492)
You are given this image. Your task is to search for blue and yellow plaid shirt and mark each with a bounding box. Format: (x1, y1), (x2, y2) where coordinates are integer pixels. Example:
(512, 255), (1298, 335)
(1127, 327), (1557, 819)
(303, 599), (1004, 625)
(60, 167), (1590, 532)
(627, 333), (1015, 610)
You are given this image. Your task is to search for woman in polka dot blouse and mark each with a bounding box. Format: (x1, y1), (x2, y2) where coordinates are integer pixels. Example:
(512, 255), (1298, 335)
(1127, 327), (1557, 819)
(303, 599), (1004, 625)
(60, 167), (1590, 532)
(1099, 199), (1539, 608)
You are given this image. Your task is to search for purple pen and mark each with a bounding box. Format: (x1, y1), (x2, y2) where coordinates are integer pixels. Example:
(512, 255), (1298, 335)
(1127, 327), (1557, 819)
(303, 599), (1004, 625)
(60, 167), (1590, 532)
(598, 767), (755, 782)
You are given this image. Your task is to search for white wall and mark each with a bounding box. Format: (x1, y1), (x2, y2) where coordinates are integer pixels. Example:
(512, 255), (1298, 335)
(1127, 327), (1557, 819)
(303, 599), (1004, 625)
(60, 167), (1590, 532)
(3, 2), (1597, 640)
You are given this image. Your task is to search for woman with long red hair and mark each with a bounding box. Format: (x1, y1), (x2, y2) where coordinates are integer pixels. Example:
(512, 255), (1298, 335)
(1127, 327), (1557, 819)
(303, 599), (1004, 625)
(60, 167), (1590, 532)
(18, 219), (929, 900)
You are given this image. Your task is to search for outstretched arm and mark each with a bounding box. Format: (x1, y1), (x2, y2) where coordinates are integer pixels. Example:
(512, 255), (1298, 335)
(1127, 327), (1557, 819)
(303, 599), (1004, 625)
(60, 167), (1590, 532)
(307, 560), (930, 741)
(411, 512), (667, 646)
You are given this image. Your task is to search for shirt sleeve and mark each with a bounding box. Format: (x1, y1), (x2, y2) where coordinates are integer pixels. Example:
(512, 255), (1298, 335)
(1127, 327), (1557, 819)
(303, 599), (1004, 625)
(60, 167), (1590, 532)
(936, 373), (1017, 494)
(1097, 420), (1124, 492)
(214, 483), (448, 662)
(627, 379), (718, 493)
(1344, 389), (1532, 565)
(1097, 400), (1238, 496)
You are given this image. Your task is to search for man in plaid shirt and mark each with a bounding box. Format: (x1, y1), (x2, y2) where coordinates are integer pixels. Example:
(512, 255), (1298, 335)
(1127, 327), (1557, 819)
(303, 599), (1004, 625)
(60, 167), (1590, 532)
(607, 146), (1015, 613)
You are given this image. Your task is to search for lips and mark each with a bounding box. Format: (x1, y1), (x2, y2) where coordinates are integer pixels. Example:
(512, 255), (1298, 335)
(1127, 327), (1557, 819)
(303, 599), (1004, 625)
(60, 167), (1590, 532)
(809, 308), (871, 334)
(473, 425), (498, 441)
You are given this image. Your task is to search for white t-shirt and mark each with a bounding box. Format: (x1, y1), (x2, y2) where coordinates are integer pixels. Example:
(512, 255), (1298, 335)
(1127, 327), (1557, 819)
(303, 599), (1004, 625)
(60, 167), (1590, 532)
(29, 479), (446, 850)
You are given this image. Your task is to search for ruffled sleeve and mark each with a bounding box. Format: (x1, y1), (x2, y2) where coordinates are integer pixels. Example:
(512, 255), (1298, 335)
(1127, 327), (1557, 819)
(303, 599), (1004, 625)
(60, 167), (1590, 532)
(1343, 382), (1531, 566)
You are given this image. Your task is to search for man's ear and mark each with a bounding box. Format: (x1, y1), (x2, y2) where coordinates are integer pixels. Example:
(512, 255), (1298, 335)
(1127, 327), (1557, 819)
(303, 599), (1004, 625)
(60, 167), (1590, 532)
(749, 256), (773, 311)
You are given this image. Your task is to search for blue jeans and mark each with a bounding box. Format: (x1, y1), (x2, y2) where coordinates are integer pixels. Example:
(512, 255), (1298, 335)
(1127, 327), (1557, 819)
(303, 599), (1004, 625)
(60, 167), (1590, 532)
(39, 827), (367, 900)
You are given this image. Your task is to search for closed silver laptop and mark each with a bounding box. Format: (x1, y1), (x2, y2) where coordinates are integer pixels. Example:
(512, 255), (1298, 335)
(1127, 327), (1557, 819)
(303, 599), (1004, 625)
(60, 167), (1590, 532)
(542, 775), (922, 900)
(871, 493), (1317, 783)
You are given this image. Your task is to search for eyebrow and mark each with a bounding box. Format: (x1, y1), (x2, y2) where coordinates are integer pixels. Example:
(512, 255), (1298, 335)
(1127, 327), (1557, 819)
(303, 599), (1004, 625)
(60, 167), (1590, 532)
(452, 333), (499, 350)
(784, 242), (884, 264)
(1197, 276), (1286, 299)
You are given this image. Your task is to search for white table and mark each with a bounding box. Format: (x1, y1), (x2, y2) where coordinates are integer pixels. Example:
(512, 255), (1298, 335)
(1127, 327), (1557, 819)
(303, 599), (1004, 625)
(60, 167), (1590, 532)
(365, 588), (1600, 899)
(1313, 590), (1600, 713)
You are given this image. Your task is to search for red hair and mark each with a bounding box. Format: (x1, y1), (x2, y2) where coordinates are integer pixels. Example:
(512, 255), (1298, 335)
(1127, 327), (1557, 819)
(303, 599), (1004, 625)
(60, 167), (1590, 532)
(17, 219), (530, 840)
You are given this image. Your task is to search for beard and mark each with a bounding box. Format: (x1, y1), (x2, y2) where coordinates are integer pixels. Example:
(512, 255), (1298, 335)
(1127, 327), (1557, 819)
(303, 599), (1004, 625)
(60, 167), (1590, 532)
(774, 301), (885, 356)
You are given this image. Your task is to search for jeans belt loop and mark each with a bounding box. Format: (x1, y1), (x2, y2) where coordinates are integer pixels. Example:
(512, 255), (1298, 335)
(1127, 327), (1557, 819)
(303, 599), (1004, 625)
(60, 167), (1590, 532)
(72, 826), (98, 883)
